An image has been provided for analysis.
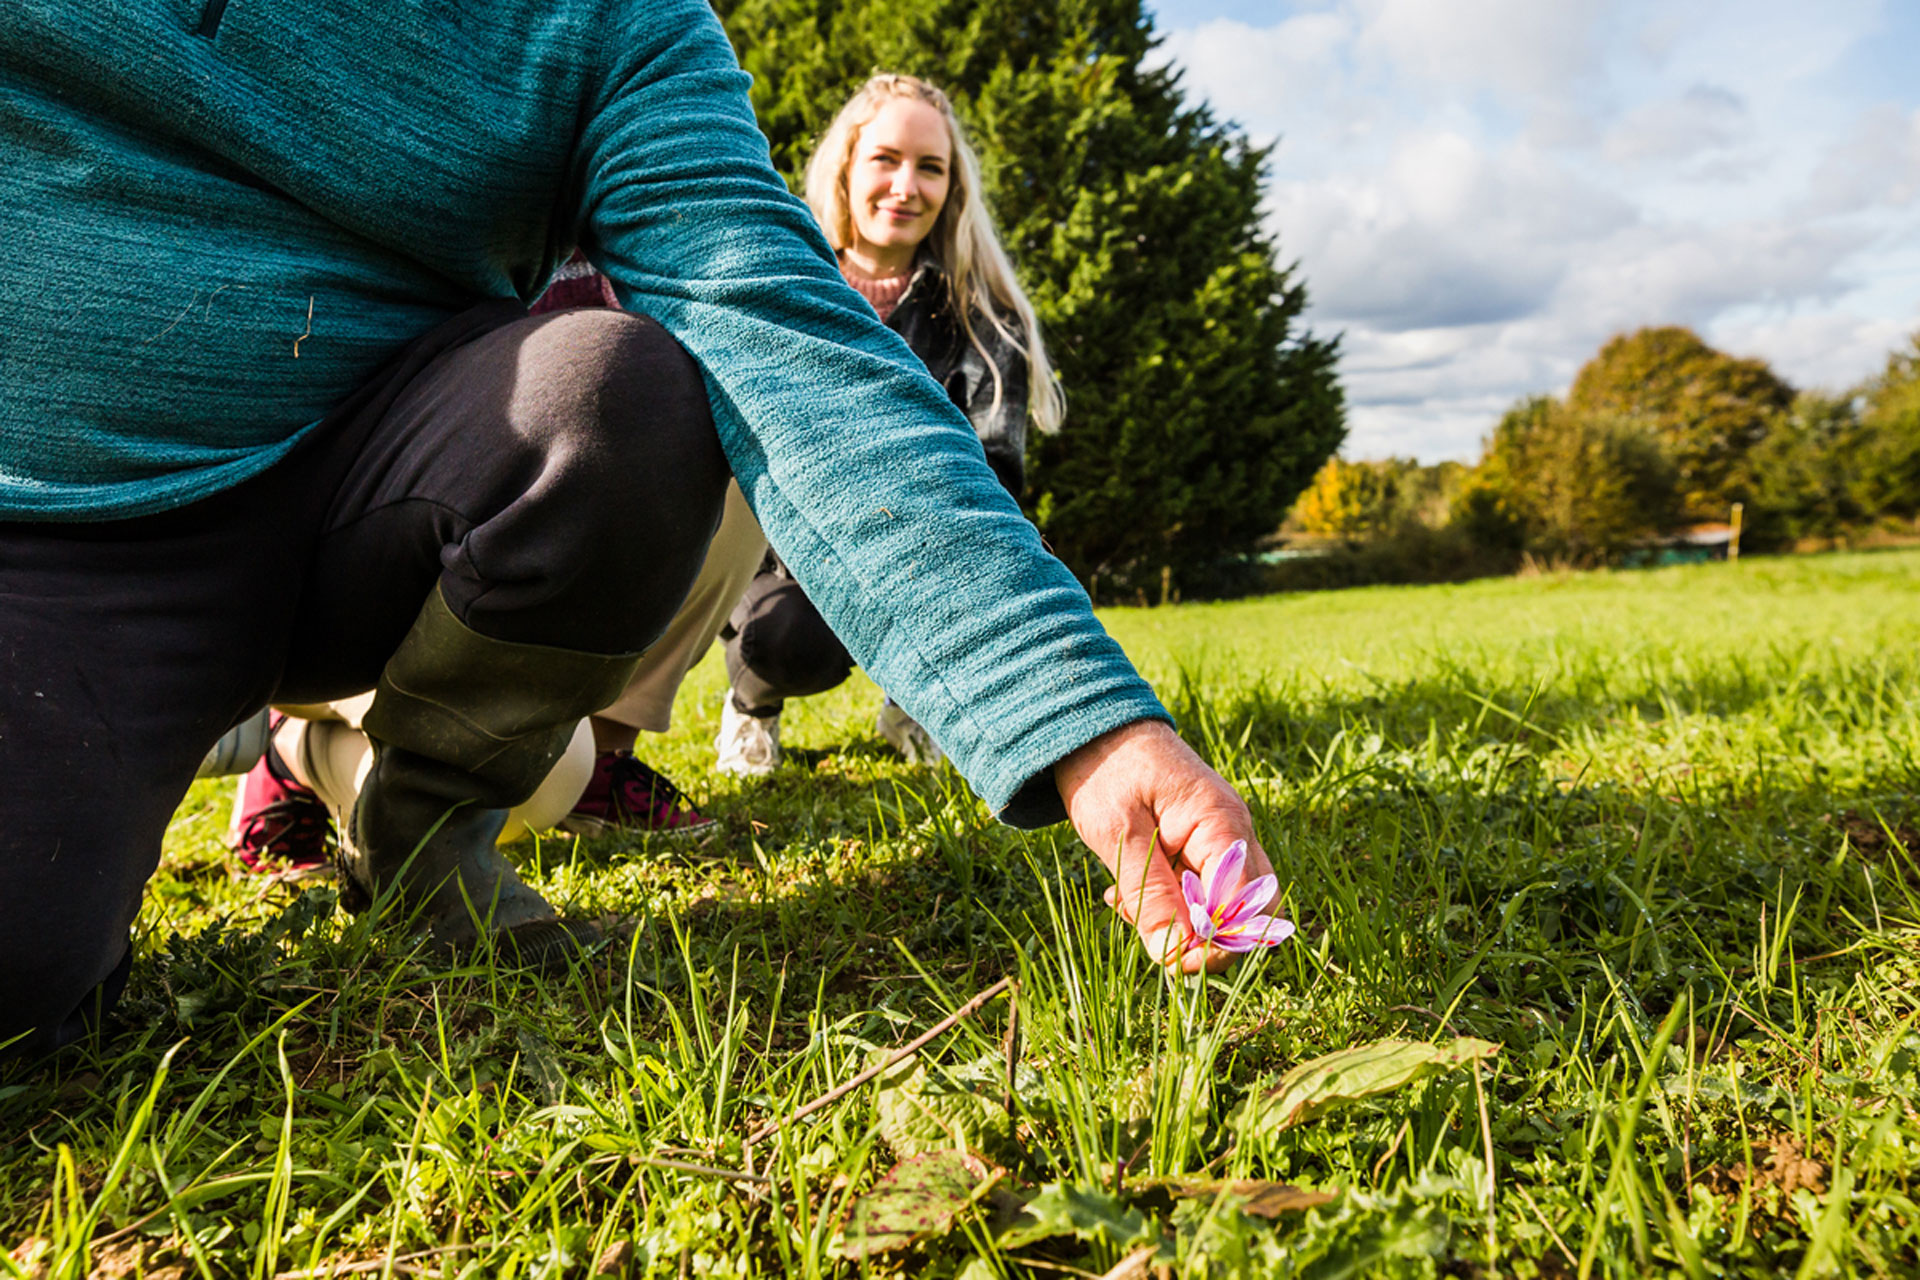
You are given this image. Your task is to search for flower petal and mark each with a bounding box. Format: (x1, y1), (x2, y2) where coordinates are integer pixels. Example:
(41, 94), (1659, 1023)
(1201, 840), (1247, 913)
(1217, 874), (1278, 929)
(1180, 869), (1214, 938)
(1217, 914), (1296, 947)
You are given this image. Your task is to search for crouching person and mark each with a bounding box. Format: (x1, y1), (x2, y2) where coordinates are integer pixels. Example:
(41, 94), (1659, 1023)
(1, 304), (731, 1051)
(0, 0), (1275, 1057)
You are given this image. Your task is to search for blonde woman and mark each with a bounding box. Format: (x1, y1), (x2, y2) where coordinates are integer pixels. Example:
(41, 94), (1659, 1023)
(716, 73), (1064, 773)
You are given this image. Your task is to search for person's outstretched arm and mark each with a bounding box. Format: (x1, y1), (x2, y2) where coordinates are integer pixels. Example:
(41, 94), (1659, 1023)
(576, 0), (1276, 954)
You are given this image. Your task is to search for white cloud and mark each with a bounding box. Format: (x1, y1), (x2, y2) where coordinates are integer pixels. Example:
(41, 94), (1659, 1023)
(1351, 0), (1611, 103)
(1603, 84), (1750, 167)
(1708, 308), (1913, 393)
(1145, 0), (1920, 460)
(1326, 216), (1868, 457)
(1638, 0), (1881, 96)
(1270, 132), (1635, 331)
(1336, 325), (1587, 459)
(1157, 14), (1360, 139)
(1553, 221), (1859, 339)
(1803, 105), (1920, 216)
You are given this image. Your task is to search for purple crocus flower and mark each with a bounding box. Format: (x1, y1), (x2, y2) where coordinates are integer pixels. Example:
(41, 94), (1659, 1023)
(1181, 839), (1295, 953)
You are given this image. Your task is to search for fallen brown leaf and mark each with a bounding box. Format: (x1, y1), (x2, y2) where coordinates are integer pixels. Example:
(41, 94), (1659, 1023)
(1099, 1243), (1161, 1280)
(1761, 1134), (1827, 1197)
(594, 1239), (635, 1276)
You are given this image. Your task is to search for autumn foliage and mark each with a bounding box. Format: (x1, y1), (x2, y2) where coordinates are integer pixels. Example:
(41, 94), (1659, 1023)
(1287, 325), (1920, 577)
(1567, 326), (1793, 519)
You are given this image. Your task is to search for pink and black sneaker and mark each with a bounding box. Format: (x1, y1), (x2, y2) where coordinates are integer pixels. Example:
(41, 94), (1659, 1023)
(227, 715), (336, 876)
(561, 751), (715, 838)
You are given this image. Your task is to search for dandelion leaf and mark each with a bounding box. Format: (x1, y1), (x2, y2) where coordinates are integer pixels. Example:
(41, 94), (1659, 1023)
(1231, 1180), (1340, 1217)
(872, 1051), (1018, 1161)
(1283, 1180), (1454, 1275)
(997, 1183), (1157, 1251)
(832, 1150), (991, 1259)
(1237, 1037), (1500, 1136)
(1136, 1176), (1337, 1217)
(515, 1028), (567, 1106)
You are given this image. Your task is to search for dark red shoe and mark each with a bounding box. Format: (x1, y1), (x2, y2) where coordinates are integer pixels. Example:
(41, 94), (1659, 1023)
(560, 751), (715, 837)
(227, 717), (336, 875)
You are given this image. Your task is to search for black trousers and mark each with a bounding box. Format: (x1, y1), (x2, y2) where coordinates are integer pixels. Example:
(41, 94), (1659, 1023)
(722, 565), (856, 717)
(0, 305), (727, 1053)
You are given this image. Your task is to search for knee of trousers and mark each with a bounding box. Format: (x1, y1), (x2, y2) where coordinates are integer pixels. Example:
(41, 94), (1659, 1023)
(513, 309), (728, 529)
(735, 579), (856, 697)
(452, 310), (731, 651)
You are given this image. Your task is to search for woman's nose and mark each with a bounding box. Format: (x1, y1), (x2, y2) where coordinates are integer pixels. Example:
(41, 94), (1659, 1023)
(891, 168), (916, 199)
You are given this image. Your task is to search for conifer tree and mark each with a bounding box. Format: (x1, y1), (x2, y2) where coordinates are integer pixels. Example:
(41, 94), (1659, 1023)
(713, 0), (1345, 595)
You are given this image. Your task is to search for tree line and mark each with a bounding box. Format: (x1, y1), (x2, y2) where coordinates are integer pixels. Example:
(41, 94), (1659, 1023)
(712, 0), (1346, 601)
(1290, 326), (1920, 571)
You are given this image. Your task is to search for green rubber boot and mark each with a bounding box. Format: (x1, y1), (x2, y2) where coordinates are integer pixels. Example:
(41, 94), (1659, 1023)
(339, 586), (642, 961)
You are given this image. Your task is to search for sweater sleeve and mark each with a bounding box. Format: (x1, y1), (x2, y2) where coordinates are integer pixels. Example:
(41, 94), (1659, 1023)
(573, 0), (1168, 825)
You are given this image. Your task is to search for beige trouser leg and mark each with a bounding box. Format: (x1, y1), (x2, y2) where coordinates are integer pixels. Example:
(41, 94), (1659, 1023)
(276, 711), (596, 844)
(595, 480), (767, 732)
(270, 480), (767, 836)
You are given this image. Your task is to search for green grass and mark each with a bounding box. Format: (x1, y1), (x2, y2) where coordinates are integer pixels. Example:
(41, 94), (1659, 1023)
(6, 549), (1920, 1278)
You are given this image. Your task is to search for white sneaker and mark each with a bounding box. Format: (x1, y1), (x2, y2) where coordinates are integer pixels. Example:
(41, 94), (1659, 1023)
(715, 694), (780, 776)
(876, 701), (943, 765)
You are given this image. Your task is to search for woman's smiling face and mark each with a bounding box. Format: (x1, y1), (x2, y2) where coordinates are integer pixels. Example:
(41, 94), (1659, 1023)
(846, 97), (952, 263)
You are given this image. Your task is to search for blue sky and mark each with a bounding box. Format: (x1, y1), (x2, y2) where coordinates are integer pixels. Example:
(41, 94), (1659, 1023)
(1144, 0), (1920, 460)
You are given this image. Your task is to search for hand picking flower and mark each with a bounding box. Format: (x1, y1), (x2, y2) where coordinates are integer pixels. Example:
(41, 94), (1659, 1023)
(1181, 839), (1295, 952)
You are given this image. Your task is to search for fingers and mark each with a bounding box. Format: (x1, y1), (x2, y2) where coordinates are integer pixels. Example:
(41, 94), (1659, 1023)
(1183, 941), (1236, 974)
(1103, 845), (1269, 973)
(1105, 886), (1229, 973)
(1155, 789), (1265, 878)
(1056, 719), (1281, 971)
(1106, 829), (1193, 964)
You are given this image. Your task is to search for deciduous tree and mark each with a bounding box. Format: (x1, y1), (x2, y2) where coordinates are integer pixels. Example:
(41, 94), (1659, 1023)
(1290, 456), (1462, 541)
(1464, 396), (1678, 565)
(1855, 333), (1920, 519)
(1567, 327), (1792, 519)
(1744, 392), (1868, 545)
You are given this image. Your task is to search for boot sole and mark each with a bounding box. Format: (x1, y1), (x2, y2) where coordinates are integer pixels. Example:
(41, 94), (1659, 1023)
(434, 916), (604, 968)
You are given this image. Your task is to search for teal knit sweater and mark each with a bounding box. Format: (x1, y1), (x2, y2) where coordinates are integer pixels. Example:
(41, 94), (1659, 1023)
(0, 0), (1167, 823)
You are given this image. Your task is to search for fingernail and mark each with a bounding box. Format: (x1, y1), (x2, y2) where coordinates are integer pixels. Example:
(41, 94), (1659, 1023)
(1146, 925), (1184, 965)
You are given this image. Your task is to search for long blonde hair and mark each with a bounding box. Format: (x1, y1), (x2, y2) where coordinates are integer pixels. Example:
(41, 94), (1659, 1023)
(805, 73), (1065, 435)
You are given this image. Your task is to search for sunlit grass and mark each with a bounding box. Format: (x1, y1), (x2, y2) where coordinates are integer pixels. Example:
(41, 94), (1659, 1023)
(5, 549), (1919, 1277)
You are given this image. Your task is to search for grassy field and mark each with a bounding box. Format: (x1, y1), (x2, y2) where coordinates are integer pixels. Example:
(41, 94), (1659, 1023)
(5, 550), (1919, 1278)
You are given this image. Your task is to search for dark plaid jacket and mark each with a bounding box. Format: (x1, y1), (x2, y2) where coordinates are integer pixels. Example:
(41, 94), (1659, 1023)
(889, 262), (1032, 497)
